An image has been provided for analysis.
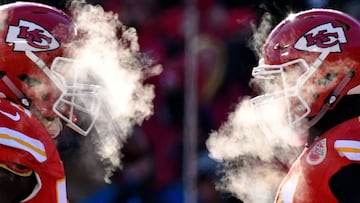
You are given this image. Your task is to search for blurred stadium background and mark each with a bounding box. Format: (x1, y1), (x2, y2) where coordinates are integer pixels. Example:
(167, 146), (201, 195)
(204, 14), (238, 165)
(2, 0), (360, 202)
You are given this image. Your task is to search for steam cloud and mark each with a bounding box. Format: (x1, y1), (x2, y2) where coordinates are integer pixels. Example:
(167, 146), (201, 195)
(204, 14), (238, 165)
(206, 97), (302, 203)
(64, 2), (161, 182)
(206, 13), (303, 203)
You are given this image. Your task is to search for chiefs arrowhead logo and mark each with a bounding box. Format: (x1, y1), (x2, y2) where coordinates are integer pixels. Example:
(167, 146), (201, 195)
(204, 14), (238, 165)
(295, 23), (347, 53)
(5, 19), (60, 52)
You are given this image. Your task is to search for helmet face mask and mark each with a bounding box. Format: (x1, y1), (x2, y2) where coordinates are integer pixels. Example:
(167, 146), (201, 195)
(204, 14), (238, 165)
(251, 9), (360, 144)
(51, 57), (102, 135)
(0, 2), (102, 136)
(27, 53), (102, 136)
(251, 58), (312, 132)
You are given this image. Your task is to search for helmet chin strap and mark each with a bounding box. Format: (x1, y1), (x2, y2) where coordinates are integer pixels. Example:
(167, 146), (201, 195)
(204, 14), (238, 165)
(308, 71), (354, 127)
(0, 71), (31, 108)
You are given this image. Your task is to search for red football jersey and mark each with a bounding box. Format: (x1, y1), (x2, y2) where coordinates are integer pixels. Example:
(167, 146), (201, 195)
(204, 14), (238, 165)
(0, 98), (67, 202)
(275, 117), (360, 203)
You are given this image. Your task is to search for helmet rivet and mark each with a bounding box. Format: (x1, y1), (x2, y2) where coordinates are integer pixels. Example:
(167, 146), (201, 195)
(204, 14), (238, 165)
(21, 98), (30, 107)
(329, 95), (337, 104)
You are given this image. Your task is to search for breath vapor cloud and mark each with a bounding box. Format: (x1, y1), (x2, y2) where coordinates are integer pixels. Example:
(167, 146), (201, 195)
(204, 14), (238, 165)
(64, 1), (161, 182)
(206, 12), (302, 203)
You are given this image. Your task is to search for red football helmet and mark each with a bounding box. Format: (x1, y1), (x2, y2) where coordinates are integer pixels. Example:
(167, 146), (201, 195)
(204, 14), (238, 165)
(0, 2), (101, 136)
(251, 9), (360, 144)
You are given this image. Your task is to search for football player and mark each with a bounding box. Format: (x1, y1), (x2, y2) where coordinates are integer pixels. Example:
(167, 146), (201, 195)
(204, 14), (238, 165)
(0, 2), (100, 202)
(251, 9), (360, 202)
(0, 1), (101, 138)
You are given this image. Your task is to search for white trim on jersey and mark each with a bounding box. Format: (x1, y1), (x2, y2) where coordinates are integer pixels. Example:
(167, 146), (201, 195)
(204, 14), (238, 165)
(334, 140), (360, 161)
(0, 127), (47, 162)
(57, 178), (67, 203)
(20, 172), (42, 202)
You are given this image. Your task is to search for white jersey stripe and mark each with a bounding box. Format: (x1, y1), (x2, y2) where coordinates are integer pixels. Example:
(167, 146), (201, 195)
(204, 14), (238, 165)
(0, 127), (46, 162)
(335, 140), (360, 161)
(56, 178), (67, 203)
